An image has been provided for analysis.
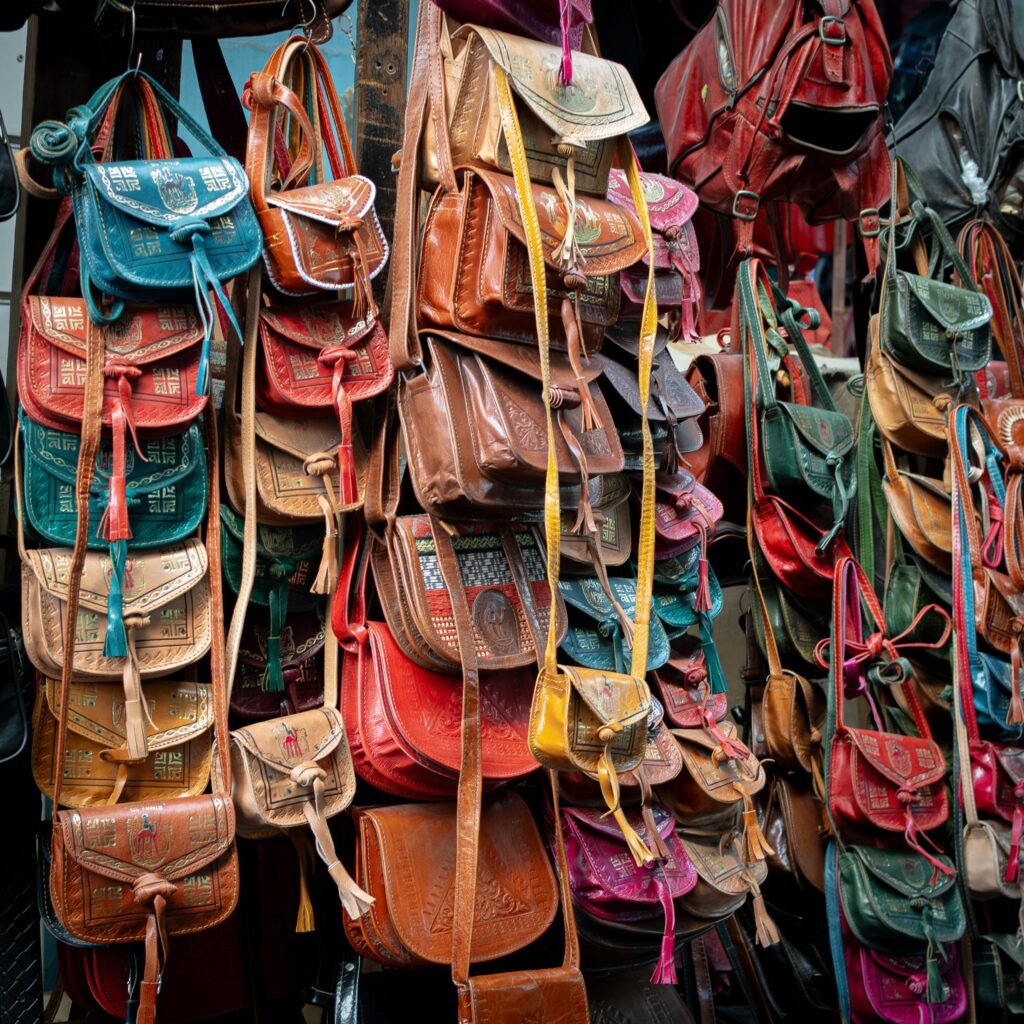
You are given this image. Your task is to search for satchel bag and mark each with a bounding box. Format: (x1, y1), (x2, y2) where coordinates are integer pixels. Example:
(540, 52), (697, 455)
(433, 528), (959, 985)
(740, 258), (855, 549)
(399, 330), (623, 523)
(750, 556), (827, 677)
(30, 71), (261, 392)
(606, 169), (701, 339)
(418, 166), (646, 351)
(421, 16), (647, 197)
(563, 804), (697, 985)
(821, 558), (951, 859)
(650, 636), (728, 730)
(245, 36), (388, 298)
(649, 471), (723, 562)
(32, 678), (213, 807)
(763, 775), (826, 893)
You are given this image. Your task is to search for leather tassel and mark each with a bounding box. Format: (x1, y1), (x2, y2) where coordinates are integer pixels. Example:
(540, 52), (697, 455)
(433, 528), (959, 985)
(650, 872), (677, 985)
(295, 852), (315, 933)
(613, 805), (657, 868)
(1008, 804), (1023, 884)
(333, 368), (359, 508)
(98, 475), (132, 542)
(738, 785), (774, 863)
(693, 523), (712, 613)
(311, 496), (339, 596)
(121, 615), (157, 762)
(561, 298), (602, 432)
(263, 585), (287, 693)
(637, 769), (672, 861)
(1010, 643), (1024, 727)
(751, 889), (780, 947)
(925, 945), (944, 1005)
(103, 540), (129, 659)
(598, 745), (655, 866)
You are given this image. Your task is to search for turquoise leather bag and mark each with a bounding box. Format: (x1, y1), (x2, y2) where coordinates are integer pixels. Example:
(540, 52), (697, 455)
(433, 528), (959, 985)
(20, 413), (207, 549)
(30, 71), (261, 393)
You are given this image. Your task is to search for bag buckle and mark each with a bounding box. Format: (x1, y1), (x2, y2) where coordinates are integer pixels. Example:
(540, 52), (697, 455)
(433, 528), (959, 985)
(819, 15), (847, 45)
(732, 190), (760, 221)
(858, 208), (881, 238)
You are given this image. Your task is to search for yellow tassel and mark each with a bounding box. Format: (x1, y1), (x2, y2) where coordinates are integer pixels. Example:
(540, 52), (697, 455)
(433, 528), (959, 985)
(614, 806), (657, 867)
(737, 785), (774, 863)
(295, 865), (315, 934)
(310, 496), (338, 597)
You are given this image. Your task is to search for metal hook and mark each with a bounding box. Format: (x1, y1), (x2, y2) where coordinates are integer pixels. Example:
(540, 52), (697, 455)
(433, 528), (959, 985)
(124, 2), (138, 74)
(291, 0), (317, 52)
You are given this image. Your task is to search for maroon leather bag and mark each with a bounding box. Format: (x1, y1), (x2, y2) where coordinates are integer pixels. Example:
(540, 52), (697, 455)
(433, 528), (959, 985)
(655, 0), (891, 269)
(563, 804), (697, 985)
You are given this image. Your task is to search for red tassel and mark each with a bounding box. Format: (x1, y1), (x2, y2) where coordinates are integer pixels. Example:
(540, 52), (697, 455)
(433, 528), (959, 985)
(333, 364), (358, 508)
(99, 475), (133, 542)
(1008, 804), (1023, 884)
(650, 872), (677, 985)
(1009, 644), (1024, 727)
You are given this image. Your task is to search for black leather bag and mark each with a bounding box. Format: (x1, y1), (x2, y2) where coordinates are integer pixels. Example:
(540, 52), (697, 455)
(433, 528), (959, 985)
(894, 0), (1024, 238)
(0, 111), (19, 225)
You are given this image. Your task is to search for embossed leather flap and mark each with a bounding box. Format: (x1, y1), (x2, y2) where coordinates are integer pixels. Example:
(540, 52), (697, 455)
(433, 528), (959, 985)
(596, 354), (705, 423)
(677, 830), (767, 896)
(843, 846), (957, 903)
(389, 515), (567, 671)
(362, 791), (558, 964)
(456, 25), (648, 145)
(556, 473), (632, 567)
(265, 177), (377, 232)
(670, 721), (766, 803)
(258, 306), (392, 410)
(651, 568), (724, 633)
(220, 506), (322, 607)
(992, 743), (1024, 789)
(563, 664), (650, 732)
(652, 640), (728, 728)
(773, 401), (855, 462)
(847, 728), (946, 792)
(606, 169), (698, 267)
(21, 298), (206, 432)
(369, 621), (537, 780)
(44, 678), (213, 753)
(23, 418), (208, 550)
(860, 946), (966, 1024)
(23, 540), (211, 679)
(650, 472), (724, 547)
(900, 273), (992, 333)
(254, 410), (342, 462)
(228, 708), (355, 830)
(559, 576), (670, 672)
(472, 166), (646, 276)
(565, 804), (696, 903)
(82, 158), (260, 290)
(55, 793), (235, 887)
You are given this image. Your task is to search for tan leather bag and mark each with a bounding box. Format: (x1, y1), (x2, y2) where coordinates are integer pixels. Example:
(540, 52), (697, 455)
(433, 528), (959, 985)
(417, 167), (646, 351)
(32, 679), (213, 807)
(421, 17), (648, 196)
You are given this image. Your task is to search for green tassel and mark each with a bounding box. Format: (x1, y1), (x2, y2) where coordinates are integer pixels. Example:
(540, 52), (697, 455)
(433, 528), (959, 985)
(262, 583), (287, 693)
(926, 944), (944, 1005)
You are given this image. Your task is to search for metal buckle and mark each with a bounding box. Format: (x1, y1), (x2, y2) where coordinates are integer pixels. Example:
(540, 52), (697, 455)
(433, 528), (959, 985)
(819, 15), (847, 45)
(732, 190), (760, 221)
(858, 208), (881, 239)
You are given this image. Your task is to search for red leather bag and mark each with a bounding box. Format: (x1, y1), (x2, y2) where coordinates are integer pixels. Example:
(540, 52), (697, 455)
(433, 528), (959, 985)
(655, 0), (891, 266)
(821, 558), (951, 860)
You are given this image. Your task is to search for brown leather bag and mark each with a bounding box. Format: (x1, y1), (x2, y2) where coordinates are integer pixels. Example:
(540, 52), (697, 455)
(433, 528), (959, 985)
(763, 775), (826, 893)
(244, 36), (388, 299)
(418, 166), (646, 351)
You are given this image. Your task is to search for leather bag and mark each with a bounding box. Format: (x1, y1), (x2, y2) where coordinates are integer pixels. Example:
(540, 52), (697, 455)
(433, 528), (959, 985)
(821, 557), (951, 854)
(30, 72), (260, 391)
(244, 36), (388, 297)
(421, 17), (647, 196)
(563, 804), (697, 985)
(418, 166), (645, 351)
(654, 0), (891, 265)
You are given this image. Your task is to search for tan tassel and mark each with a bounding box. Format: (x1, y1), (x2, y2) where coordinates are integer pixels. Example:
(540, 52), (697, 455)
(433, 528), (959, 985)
(561, 297), (602, 432)
(640, 788), (673, 861)
(311, 495), (339, 596)
(295, 864), (315, 934)
(737, 784), (774, 863)
(1010, 639), (1024, 727)
(598, 744), (655, 866)
(751, 890), (781, 947)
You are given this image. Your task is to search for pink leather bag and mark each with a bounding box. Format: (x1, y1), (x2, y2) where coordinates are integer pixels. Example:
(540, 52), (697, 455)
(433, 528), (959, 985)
(563, 804), (696, 985)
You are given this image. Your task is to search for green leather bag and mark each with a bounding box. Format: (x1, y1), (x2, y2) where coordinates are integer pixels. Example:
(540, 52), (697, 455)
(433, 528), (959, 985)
(20, 413), (207, 548)
(220, 506), (324, 692)
(740, 261), (855, 549)
(750, 554), (826, 677)
(975, 934), (1024, 1016)
(837, 846), (966, 955)
(883, 559), (953, 675)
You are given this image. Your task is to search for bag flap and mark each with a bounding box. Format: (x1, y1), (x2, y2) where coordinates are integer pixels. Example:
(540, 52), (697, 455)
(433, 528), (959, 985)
(678, 832), (767, 892)
(259, 302), (380, 352)
(847, 728), (946, 790)
(844, 845), (957, 901)
(28, 297), (202, 363)
(56, 793), (234, 884)
(565, 805), (695, 899)
(25, 539), (208, 617)
(84, 158), (250, 229)
(45, 677), (213, 751)
(232, 707), (346, 776)
(428, 329), (603, 388)
(265, 176), (377, 230)
(657, 358), (706, 421)
(254, 410), (342, 459)
(238, 611), (325, 671)
(365, 791), (557, 964)
(992, 743), (1024, 786)
(24, 416), (203, 493)
(777, 401), (855, 460)
(899, 272), (992, 333)
(472, 167), (647, 276)
(458, 25), (648, 145)
(220, 506), (323, 564)
(561, 664), (650, 730)
(652, 481), (724, 548)
(606, 169), (698, 234)
(596, 355), (669, 421)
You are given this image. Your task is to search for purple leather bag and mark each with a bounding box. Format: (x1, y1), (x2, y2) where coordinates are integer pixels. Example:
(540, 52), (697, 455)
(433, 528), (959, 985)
(563, 804), (697, 985)
(430, 0), (593, 81)
(606, 169), (702, 339)
(844, 924), (966, 1023)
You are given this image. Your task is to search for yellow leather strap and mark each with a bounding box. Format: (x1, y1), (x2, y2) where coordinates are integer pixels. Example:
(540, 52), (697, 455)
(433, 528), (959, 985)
(492, 69), (657, 674)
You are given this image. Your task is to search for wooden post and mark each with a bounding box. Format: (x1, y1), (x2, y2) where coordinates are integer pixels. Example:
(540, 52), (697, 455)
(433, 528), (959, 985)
(355, 0), (409, 260)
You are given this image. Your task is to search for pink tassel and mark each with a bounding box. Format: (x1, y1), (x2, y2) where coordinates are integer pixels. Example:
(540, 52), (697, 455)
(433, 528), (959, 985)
(559, 0), (573, 84)
(1008, 803), (1023, 884)
(693, 524), (712, 613)
(99, 474), (132, 542)
(650, 872), (677, 985)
